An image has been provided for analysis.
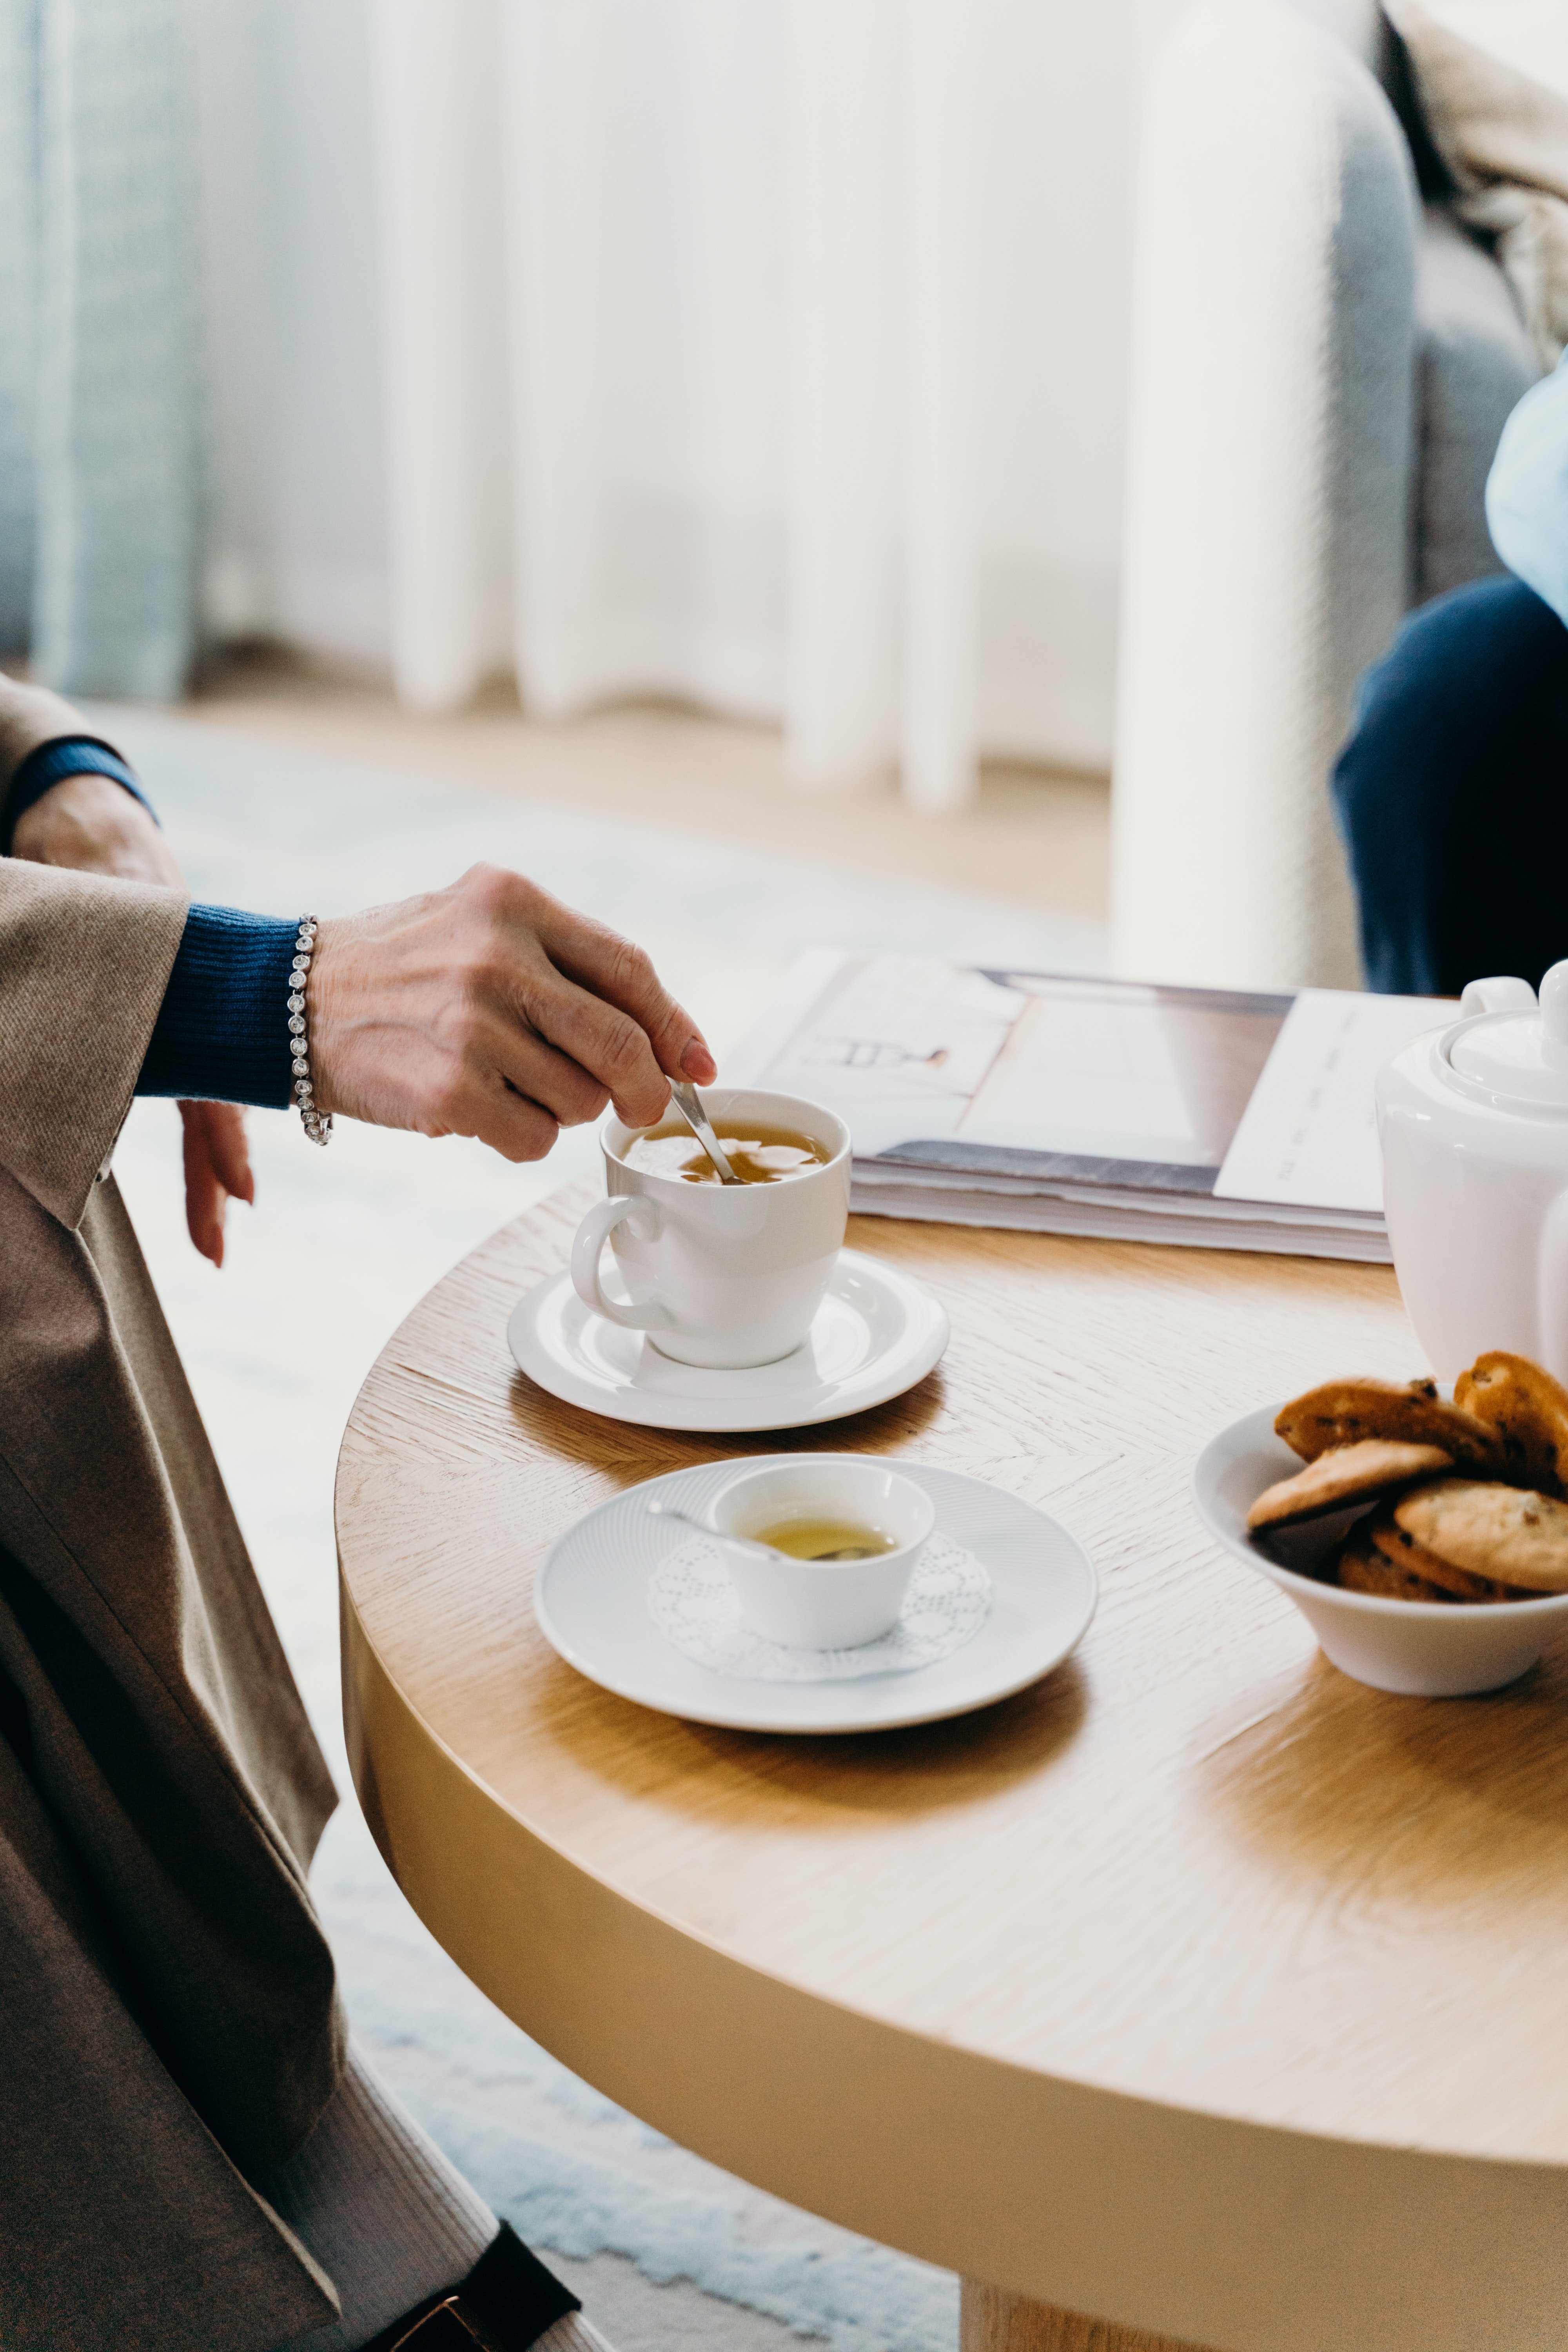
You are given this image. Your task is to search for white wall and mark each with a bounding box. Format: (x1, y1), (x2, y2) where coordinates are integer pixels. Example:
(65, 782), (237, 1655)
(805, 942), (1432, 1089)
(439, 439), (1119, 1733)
(196, 0), (1180, 769)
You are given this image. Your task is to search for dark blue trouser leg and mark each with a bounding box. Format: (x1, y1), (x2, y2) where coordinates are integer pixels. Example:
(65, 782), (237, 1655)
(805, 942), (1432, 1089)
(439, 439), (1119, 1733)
(1332, 574), (1568, 995)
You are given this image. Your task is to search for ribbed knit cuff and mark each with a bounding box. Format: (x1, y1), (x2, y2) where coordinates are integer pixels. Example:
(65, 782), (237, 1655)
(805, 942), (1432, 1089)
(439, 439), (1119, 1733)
(136, 904), (299, 1107)
(4, 735), (158, 853)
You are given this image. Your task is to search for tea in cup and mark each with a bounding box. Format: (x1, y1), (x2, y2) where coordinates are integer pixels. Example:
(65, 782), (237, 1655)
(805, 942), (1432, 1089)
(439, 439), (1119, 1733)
(622, 1121), (831, 1187)
(570, 1088), (851, 1369)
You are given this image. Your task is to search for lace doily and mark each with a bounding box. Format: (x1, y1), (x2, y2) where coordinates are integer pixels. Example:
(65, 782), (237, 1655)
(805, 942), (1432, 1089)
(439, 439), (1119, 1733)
(646, 1533), (991, 1682)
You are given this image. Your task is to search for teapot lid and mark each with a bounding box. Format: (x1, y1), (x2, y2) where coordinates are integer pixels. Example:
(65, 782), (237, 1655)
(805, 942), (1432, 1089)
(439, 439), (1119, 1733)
(1449, 962), (1568, 1107)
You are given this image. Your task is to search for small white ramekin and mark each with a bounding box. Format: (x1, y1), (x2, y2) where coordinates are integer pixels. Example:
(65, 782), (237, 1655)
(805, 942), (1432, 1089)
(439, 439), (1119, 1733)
(710, 1458), (935, 1650)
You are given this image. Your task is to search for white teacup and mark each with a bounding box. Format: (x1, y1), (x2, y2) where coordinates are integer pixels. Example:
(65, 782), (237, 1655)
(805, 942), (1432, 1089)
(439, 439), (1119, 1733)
(711, 1458), (936, 1648)
(570, 1088), (851, 1369)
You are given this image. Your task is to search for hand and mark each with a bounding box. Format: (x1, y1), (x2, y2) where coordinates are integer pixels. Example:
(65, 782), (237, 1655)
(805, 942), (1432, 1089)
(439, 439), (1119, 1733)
(10, 768), (182, 886)
(309, 864), (718, 1161)
(11, 769), (255, 1267)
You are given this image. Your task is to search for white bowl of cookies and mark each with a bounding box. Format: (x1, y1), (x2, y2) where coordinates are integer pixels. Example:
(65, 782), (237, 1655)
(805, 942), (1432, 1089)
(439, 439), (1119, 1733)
(1192, 1352), (1568, 1695)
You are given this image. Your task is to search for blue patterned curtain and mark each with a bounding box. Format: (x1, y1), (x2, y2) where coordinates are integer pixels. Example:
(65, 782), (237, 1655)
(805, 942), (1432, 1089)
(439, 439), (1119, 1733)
(0, 0), (200, 699)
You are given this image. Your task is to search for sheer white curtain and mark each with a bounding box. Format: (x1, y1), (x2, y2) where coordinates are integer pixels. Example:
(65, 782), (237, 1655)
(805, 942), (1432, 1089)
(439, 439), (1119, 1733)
(197, 1), (1145, 800)
(371, 0), (982, 807)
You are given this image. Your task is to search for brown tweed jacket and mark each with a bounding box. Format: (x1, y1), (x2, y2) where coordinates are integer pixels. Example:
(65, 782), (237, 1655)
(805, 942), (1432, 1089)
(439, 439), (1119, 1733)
(0, 677), (343, 2350)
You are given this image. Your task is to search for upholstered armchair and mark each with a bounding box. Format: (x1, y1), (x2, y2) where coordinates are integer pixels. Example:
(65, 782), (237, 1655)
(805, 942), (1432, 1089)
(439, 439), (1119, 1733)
(1112, 0), (1538, 991)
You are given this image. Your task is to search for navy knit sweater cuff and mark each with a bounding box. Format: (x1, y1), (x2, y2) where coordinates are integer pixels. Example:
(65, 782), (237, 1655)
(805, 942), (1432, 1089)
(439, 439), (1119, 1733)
(4, 736), (159, 851)
(137, 906), (299, 1108)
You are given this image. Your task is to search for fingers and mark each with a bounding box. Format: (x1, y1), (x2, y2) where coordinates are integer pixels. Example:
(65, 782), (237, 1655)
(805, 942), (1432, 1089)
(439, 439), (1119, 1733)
(488, 1024), (610, 1129)
(180, 1104), (228, 1268)
(419, 1062), (562, 1163)
(202, 1103), (255, 1205)
(524, 895), (716, 1093)
(510, 978), (670, 1130)
(179, 1103), (254, 1269)
(490, 1086), (562, 1163)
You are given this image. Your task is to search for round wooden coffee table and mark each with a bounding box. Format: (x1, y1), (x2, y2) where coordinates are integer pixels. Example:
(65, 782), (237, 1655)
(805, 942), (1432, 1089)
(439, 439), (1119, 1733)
(336, 1185), (1568, 2352)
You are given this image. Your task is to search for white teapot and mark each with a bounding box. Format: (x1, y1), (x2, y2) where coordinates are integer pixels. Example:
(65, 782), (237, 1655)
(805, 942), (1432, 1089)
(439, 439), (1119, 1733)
(1377, 964), (1568, 1382)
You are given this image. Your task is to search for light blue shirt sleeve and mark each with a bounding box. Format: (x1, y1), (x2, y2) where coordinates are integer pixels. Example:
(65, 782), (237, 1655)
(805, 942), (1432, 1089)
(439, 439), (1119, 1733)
(1486, 353), (1568, 626)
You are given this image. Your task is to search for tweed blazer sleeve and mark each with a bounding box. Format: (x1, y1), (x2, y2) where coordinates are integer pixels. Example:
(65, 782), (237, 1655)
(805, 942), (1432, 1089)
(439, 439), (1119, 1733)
(0, 677), (187, 1230)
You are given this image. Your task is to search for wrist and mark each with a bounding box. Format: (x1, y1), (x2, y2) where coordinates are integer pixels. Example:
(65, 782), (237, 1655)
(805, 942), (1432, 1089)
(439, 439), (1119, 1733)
(305, 909), (388, 1122)
(289, 915), (334, 1144)
(303, 915), (346, 1115)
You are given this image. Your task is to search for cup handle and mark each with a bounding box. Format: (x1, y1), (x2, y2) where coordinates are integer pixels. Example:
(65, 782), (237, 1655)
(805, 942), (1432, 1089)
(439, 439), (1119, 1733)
(570, 1194), (671, 1330)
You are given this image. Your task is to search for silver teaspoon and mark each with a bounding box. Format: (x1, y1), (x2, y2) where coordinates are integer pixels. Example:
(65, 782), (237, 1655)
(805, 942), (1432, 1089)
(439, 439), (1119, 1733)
(646, 1500), (785, 1561)
(646, 1499), (880, 1563)
(666, 1079), (743, 1185)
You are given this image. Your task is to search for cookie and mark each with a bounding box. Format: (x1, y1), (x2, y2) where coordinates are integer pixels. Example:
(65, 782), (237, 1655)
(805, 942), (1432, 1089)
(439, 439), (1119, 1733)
(1336, 1522), (1454, 1603)
(1274, 1378), (1502, 1470)
(1393, 1477), (1568, 1593)
(1454, 1351), (1568, 1496)
(1365, 1506), (1520, 1605)
(1246, 1439), (1453, 1532)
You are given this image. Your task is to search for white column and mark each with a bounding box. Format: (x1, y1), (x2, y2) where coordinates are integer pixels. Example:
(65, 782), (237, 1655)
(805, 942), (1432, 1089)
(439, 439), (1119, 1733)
(782, 0), (900, 790)
(901, 0), (977, 814)
(369, 0), (510, 715)
(499, 0), (604, 719)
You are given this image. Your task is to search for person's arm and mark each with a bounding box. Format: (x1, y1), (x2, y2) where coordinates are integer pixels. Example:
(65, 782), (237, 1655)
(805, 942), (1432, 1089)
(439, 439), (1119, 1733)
(3, 737), (160, 853)
(307, 867), (716, 1156)
(0, 675), (718, 1209)
(2, 813), (716, 1199)
(0, 673), (118, 830)
(10, 764), (257, 1266)
(1486, 356), (1568, 625)
(140, 862), (719, 1154)
(0, 857), (188, 1232)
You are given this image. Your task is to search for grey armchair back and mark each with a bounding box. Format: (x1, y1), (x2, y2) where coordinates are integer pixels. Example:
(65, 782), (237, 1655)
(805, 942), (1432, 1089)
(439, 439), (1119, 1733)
(1112, 0), (1538, 992)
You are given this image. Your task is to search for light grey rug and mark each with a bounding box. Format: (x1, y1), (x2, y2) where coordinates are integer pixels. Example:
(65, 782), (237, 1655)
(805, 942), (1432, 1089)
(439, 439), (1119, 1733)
(102, 709), (1106, 2352)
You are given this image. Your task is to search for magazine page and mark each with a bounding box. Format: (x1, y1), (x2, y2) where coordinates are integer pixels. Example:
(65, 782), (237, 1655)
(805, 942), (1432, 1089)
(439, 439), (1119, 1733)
(1212, 988), (1451, 1214)
(725, 950), (1290, 1190)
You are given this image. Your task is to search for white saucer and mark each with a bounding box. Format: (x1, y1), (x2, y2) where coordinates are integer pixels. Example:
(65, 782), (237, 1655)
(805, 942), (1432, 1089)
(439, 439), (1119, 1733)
(507, 1247), (949, 1433)
(534, 1455), (1098, 1733)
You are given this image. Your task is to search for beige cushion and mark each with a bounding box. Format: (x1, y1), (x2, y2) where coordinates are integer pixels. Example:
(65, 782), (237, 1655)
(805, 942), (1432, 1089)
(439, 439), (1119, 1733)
(1386, 0), (1568, 366)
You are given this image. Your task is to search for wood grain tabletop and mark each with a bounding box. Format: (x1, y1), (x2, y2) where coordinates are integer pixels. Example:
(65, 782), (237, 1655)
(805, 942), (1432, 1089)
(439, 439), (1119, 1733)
(335, 1182), (1568, 2350)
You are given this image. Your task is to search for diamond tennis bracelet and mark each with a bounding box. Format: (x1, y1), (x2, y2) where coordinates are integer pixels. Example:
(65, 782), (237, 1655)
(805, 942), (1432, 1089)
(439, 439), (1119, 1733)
(288, 915), (333, 1146)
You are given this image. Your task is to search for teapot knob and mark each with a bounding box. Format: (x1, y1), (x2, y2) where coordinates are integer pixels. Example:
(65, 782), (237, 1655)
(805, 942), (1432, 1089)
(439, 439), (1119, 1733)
(1543, 961), (1568, 1049)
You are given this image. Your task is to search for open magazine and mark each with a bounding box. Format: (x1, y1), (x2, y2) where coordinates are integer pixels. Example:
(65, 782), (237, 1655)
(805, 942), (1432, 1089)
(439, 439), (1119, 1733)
(723, 951), (1453, 1262)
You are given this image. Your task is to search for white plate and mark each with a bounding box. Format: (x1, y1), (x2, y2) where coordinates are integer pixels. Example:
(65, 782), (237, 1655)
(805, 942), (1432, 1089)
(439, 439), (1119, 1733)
(1192, 1405), (1568, 1695)
(507, 1247), (949, 1433)
(534, 1456), (1098, 1733)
